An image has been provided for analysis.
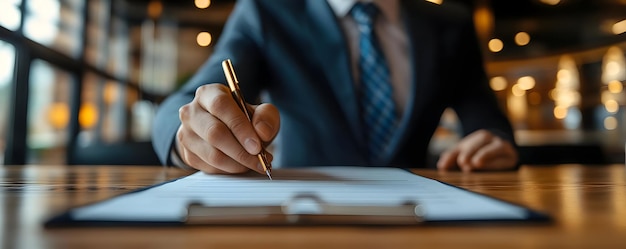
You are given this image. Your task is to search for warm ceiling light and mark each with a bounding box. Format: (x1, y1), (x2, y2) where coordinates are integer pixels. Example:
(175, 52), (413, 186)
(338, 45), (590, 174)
(608, 80), (624, 93)
(197, 32), (212, 47)
(604, 116), (618, 130)
(612, 19), (626, 35)
(489, 76), (507, 91)
(79, 103), (99, 129)
(540, 0), (561, 5)
(488, 38), (503, 52)
(425, 0), (443, 4)
(103, 82), (118, 105)
(517, 76), (536, 90)
(514, 32), (530, 46)
(553, 106), (567, 119)
(511, 84), (526, 96)
(147, 1), (163, 19)
(602, 46), (625, 84)
(604, 99), (619, 113)
(48, 102), (70, 129)
(195, 0), (211, 9)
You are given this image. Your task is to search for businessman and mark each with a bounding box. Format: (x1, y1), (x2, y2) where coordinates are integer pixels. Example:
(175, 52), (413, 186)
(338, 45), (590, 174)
(152, 0), (519, 174)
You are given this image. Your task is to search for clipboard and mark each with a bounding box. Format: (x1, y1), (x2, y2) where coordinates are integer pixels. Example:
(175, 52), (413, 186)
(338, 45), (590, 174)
(43, 167), (550, 227)
(185, 193), (423, 226)
(45, 193), (424, 227)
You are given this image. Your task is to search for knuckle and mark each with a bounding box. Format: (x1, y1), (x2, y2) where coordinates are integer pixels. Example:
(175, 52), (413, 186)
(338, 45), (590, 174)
(178, 104), (191, 121)
(235, 148), (254, 166)
(229, 116), (252, 135)
(476, 129), (489, 135)
(205, 149), (227, 168)
(229, 166), (249, 174)
(180, 149), (193, 166)
(492, 137), (504, 146)
(204, 122), (228, 142)
(176, 128), (185, 143)
(221, 161), (249, 174)
(205, 150), (248, 175)
(206, 92), (232, 115)
(457, 158), (468, 168)
(185, 154), (203, 169)
(195, 85), (209, 97)
(440, 150), (451, 158)
(473, 129), (492, 140)
(202, 167), (221, 174)
(199, 159), (226, 174)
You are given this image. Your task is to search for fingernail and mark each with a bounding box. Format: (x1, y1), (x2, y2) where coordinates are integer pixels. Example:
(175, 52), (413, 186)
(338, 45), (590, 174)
(244, 138), (260, 154)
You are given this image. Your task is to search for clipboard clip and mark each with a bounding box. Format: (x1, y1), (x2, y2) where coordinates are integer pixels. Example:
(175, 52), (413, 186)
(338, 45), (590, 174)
(185, 193), (423, 225)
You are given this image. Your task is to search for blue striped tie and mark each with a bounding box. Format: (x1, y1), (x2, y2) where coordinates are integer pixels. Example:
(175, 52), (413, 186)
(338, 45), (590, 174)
(351, 3), (397, 163)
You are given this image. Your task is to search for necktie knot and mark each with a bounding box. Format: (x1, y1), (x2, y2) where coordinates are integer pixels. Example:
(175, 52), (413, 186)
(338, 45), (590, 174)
(351, 2), (379, 31)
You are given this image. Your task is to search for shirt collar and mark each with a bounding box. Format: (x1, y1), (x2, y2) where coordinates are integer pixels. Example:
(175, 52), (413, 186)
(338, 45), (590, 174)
(326, 0), (400, 24)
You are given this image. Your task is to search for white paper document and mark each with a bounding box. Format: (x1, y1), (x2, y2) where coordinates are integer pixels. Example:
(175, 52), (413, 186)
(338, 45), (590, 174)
(69, 167), (536, 223)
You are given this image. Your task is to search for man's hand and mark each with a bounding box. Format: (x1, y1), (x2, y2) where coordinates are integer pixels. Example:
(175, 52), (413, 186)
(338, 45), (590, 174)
(437, 129), (518, 172)
(175, 84), (280, 174)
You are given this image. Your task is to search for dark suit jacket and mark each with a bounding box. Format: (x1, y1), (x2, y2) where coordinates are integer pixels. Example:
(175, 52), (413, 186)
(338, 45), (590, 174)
(152, 0), (516, 168)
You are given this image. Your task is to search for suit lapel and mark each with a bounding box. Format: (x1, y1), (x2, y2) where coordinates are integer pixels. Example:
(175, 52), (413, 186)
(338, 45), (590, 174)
(305, 0), (366, 149)
(385, 0), (437, 162)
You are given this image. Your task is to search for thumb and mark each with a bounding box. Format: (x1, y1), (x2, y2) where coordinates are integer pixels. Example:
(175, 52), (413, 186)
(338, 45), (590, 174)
(251, 103), (280, 142)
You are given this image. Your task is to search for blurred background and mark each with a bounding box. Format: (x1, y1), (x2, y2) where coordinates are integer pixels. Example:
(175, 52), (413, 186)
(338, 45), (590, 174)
(0, 0), (624, 166)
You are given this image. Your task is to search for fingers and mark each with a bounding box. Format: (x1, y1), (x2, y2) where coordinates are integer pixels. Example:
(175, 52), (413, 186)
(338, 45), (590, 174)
(198, 85), (262, 154)
(437, 130), (518, 172)
(176, 131), (231, 175)
(176, 84), (280, 174)
(177, 110), (260, 173)
(456, 130), (493, 170)
(436, 147), (460, 171)
(470, 137), (518, 170)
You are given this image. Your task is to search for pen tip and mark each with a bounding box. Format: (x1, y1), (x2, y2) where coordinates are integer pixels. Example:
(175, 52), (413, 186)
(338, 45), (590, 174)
(266, 171), (273, 180)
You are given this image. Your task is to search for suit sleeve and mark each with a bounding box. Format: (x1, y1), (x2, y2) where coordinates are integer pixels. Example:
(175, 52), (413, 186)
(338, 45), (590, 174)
(151, 0), (267, 165)
(446, 13), (517, 147)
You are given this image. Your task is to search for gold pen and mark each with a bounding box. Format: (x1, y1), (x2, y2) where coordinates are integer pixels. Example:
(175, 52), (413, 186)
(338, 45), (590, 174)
(221, 59), (273, 180)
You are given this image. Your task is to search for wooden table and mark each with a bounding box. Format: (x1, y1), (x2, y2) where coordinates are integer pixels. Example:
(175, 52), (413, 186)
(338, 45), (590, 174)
(1, 164), (625, 249)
